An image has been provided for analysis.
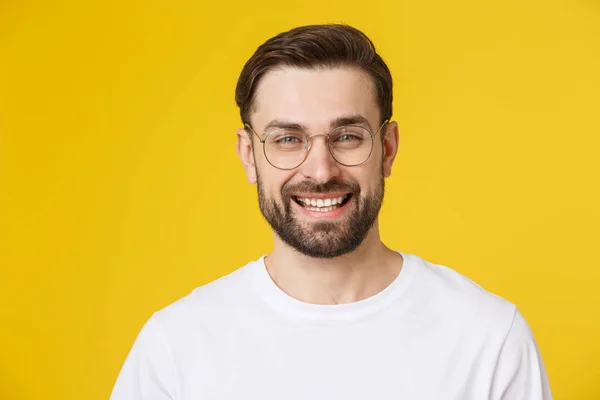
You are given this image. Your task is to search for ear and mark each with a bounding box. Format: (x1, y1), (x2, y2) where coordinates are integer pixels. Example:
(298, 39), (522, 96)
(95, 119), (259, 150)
(382, 121), (399, 178)
(236, 127), (257, 184)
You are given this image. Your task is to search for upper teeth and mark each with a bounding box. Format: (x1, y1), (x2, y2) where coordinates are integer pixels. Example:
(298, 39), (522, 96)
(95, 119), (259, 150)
(300, 195), (347, 208)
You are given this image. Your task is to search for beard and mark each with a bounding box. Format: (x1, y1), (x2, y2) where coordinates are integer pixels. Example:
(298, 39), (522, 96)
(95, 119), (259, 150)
(256, 169), (385, 259)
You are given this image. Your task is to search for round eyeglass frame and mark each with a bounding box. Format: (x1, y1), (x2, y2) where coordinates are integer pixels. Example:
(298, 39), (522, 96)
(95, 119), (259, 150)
(244, 120), (389, 170)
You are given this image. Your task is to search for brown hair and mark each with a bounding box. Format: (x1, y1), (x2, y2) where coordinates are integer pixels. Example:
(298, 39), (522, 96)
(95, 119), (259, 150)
(235, 24), (393, 126)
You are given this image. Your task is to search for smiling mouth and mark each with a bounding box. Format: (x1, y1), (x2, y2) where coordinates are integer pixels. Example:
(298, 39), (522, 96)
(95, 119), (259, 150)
(292, 194), (352, 212)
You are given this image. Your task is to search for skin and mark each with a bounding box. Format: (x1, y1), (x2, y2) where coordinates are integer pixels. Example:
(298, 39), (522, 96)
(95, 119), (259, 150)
(236, 66), (403, 305)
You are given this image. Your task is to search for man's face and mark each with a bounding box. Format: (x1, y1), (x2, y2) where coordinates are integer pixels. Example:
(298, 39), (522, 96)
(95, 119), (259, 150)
(238, 67), (397, 258)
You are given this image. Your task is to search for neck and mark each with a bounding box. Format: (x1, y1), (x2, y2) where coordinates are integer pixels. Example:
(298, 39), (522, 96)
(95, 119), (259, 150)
(265, 221), (403, 305)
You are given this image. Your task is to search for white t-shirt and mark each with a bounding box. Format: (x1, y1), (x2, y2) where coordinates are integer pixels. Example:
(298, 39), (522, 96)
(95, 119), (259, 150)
(111, 253), (552, 399)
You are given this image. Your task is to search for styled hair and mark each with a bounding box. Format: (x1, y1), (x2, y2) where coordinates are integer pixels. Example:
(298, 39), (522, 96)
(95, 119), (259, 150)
(235, 24), (393, 126)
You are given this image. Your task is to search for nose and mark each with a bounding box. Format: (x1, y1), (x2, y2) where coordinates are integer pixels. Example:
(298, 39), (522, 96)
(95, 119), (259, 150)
(298, 135), (342, 184)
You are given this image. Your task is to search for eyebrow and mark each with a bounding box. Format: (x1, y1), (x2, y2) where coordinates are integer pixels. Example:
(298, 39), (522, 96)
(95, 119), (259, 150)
(263, 114), (373, 133)
(330, 115), (372, 131)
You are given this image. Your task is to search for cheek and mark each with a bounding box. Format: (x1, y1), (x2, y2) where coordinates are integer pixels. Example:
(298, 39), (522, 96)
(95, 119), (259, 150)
(350, 165), (380, 192)
(258, 167), (296, 198)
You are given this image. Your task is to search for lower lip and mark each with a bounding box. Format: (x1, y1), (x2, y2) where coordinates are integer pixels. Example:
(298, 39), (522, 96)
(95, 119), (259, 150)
(292, 197), (352, 219)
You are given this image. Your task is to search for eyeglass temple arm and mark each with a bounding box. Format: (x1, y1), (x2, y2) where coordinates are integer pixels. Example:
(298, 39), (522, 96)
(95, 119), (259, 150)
(244, 124), (266, 143)
(375, 120), (389, 138)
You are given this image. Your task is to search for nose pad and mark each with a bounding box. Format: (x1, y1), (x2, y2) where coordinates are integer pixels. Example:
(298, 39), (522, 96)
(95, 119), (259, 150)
(306, 134), (334, 161)
(300, 134), (341, 183)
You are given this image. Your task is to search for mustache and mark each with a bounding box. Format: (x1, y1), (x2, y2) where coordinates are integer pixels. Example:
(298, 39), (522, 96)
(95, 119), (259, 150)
(282, 178), (360, 197)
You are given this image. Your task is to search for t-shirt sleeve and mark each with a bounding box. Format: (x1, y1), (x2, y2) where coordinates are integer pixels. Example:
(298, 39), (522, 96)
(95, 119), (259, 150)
(490, 307), (553, 400)
(110, 314), (179, 400)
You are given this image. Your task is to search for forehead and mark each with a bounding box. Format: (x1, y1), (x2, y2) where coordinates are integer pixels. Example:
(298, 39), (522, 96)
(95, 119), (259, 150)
(251, 67), (379, 130)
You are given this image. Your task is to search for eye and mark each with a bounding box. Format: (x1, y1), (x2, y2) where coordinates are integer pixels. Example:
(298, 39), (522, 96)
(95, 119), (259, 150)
(336, 134), (362, 142)
(276, 136), (302, 144)
(329, 127), (368, 150)
(267, 131), (306, 151)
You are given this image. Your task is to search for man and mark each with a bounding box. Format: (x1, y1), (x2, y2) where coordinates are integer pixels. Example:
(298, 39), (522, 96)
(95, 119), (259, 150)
(111, 24), (552, 399)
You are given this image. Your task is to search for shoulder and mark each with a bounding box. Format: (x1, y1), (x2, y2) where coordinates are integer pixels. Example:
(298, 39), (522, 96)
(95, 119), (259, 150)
(403, 254), (552, 397)
(150, 258), (261, 332)
(403, 253), (517, 332)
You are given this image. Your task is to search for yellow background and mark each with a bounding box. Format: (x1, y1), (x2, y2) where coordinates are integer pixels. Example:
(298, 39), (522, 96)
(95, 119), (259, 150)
(1, 0), (599, 398)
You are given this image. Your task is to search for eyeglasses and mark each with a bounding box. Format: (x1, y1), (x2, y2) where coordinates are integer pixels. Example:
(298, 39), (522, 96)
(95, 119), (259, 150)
(245, 120), (388, 170)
